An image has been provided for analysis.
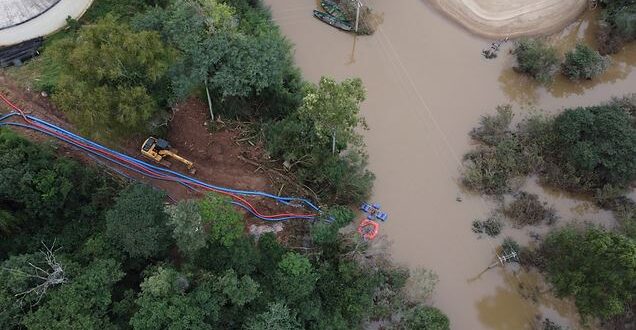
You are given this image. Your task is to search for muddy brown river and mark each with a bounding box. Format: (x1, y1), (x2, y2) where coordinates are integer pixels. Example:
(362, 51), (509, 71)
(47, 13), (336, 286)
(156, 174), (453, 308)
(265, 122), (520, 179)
(264, 0), (636, 328)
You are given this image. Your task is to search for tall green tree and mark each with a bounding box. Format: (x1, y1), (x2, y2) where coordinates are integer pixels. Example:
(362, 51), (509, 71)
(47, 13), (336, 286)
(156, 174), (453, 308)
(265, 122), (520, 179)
(275, 252), (318, 302)
(243, 302), (301, 330)
(49, 15), (174, 138)
(298, 77), (366, 154)
(105, 184), (172, 259)
(549, 105), (636, 191)
(198, 193), (244, 248)
(541, 227), (636, 319)
(133, 0), (292, 103)
(166, 200), (207, 257)
(130, 267), (215, 330)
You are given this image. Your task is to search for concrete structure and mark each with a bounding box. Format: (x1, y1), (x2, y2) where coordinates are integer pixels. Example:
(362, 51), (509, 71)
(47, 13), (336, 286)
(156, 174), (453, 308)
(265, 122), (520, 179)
(0, 0), (61, 30)
(0, 0), (94, 46)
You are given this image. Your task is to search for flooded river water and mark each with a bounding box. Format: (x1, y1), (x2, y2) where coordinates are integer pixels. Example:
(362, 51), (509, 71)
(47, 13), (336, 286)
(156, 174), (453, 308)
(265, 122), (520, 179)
(264, 0), (636, 328)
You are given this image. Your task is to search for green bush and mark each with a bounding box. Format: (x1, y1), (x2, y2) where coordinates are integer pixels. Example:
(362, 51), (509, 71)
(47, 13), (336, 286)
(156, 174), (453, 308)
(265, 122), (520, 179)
(562, 44), (610, 80)
(513, 38), (560, 85)
(105, 184), (172, 259)
(400, 305), (450, 330)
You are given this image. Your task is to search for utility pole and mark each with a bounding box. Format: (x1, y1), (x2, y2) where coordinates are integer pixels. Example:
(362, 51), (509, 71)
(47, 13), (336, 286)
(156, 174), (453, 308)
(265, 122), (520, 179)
(354, 0), (362, 33)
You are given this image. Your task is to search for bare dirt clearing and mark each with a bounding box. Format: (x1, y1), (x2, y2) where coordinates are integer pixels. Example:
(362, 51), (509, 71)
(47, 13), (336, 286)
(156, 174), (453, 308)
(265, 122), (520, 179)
(428, 0), (588, 38)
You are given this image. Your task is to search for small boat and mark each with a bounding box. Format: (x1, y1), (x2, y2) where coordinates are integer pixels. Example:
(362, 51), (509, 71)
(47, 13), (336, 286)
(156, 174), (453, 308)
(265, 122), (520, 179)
(313, 10), (352, 32)
(320, 0), (348, 22)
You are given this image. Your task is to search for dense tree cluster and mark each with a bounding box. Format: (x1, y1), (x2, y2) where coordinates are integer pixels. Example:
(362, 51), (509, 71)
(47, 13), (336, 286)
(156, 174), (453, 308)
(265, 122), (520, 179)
(540, 227), (636, 319)
(29, 0), (374, 205)
(463, 100), (636, 195)
(463, 98), (636, 325)
(597, 0), (636, 54)
(0, 131), (448, 329)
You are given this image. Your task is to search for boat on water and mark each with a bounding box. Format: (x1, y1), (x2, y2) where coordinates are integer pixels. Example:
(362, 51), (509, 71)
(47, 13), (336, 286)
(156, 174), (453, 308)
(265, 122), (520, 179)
(313, 10), (352, 32)
(320, 0), (348, 22)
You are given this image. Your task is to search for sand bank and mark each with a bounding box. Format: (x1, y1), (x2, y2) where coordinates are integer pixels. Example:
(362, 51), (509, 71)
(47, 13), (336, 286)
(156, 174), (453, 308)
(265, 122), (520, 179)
(428, 0), (588, 38)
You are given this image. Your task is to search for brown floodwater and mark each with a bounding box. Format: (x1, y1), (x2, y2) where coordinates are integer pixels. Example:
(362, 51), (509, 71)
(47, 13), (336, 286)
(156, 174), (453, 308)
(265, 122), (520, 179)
(264, 0), (636, 328)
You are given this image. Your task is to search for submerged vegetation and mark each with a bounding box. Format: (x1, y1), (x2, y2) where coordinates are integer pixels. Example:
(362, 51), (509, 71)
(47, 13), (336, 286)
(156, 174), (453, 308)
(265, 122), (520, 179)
(597, 0), (636, 54)
(464, 96), (636, 326)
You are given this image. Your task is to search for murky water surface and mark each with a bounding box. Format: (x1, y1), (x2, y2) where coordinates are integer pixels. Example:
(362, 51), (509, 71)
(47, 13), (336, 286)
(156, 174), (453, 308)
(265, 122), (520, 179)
(264, 0), (636, 328)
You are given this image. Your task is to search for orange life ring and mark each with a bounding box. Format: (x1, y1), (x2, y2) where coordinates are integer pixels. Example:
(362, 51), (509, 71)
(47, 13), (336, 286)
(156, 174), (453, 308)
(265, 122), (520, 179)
(357, 219), (379, 240)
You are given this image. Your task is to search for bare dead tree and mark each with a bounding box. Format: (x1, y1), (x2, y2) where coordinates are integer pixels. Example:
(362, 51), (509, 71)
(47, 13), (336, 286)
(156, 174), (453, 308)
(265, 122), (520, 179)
(2, 240), (67, 305)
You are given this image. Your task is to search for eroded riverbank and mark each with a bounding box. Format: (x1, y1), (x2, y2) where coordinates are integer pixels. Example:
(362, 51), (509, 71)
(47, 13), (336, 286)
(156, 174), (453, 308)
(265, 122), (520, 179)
(265, 0), (636, 328)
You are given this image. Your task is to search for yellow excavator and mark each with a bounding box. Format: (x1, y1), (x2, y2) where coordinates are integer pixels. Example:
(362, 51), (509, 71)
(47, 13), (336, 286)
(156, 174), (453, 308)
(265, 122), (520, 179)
(140, 137), (195, 174)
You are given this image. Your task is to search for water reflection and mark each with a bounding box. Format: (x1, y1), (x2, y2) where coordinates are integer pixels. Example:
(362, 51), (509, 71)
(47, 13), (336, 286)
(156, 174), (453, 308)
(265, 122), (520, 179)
(498, 67), (540, 105)
(476, 268), (585, 330)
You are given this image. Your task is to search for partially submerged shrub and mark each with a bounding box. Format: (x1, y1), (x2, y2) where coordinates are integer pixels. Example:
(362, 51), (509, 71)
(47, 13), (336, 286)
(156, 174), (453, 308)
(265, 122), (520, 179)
(513, 38), (560, 85)
(597, 0), (636, 54)
(562, 44), (610, 80)
(472, 215), (503, 237)
(339, 0), (377, 35)
(404, 268), (439, 303)
(504, 192), (558, 227)
(469, 105), (514, 146)
(463, 137), (529, 195)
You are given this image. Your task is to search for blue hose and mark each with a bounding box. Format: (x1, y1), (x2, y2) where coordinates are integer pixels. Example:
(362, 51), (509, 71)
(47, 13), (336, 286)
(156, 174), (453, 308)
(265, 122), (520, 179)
(0, 112), (320, 220)
(23, 114), (320, 212)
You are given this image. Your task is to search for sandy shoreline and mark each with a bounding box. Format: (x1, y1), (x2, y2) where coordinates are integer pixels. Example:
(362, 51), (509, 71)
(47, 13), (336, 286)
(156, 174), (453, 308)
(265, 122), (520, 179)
(428, 0), (589, 38)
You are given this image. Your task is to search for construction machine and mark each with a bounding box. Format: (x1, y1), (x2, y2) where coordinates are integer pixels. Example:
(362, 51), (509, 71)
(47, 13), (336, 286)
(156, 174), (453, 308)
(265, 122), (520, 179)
(141, 137), (195, 174)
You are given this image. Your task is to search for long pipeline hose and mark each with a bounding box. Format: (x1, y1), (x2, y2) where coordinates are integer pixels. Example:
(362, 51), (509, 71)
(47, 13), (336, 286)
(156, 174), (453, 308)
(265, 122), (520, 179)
(0, 94), (320, 221)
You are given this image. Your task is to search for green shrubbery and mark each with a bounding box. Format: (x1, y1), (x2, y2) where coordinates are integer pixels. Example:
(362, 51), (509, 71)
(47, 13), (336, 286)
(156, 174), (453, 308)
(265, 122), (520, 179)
(465, 100), (636, 325)
(548, 105), (636, 192)
(562, 44), (610, 80)
(512, 38), (560, 85)
(513, 39), (613, 84)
